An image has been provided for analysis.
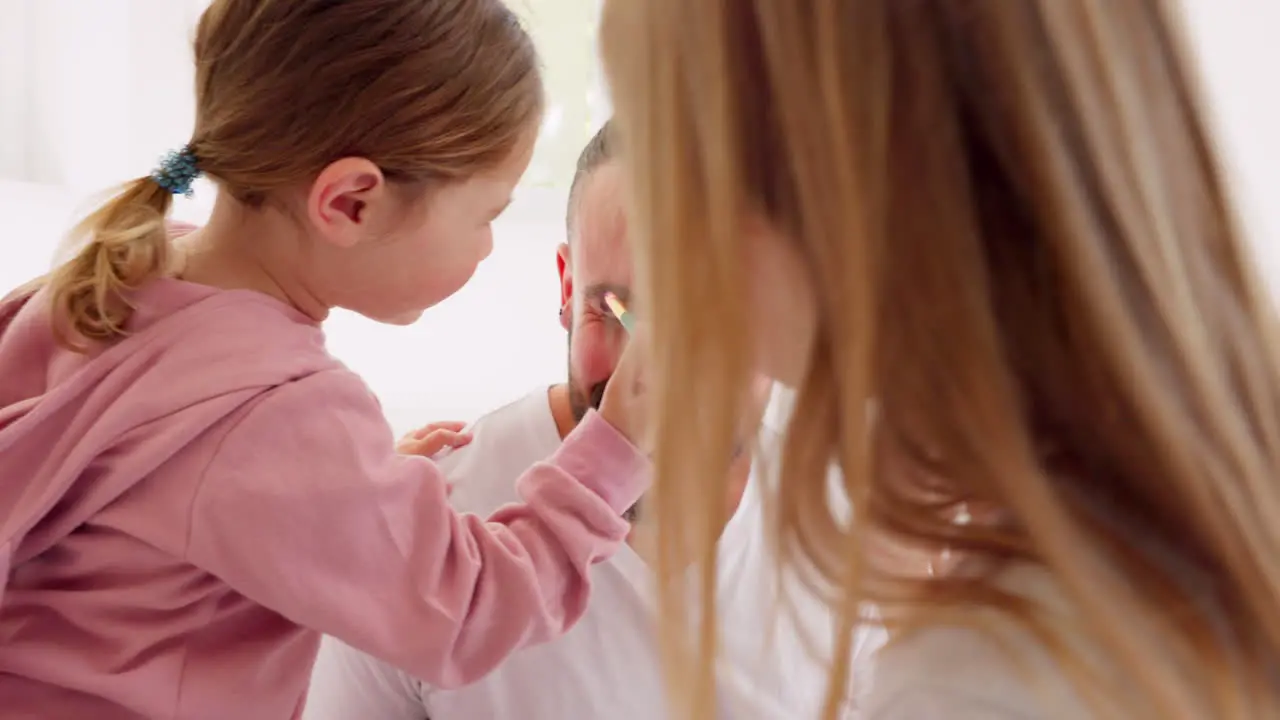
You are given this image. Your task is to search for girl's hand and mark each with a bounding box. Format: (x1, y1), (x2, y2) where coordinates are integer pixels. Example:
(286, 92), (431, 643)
(397, 421), (472, 458)
(599, 324), (650, 450)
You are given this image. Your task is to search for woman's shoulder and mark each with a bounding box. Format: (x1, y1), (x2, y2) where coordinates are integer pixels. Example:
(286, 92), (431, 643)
(865, 624), (1063, 719)
(863, 567), (1092, 720)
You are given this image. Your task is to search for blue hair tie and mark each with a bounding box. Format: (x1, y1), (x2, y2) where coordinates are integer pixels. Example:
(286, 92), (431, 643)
(151, 145), (202, 198)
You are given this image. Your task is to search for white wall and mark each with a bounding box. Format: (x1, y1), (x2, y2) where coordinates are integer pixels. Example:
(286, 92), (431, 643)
(0, 0), (203, 191)
(1181, 0), (1280, 286)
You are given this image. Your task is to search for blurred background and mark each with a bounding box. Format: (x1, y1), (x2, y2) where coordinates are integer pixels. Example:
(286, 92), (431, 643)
(0, 0), (1275, 433)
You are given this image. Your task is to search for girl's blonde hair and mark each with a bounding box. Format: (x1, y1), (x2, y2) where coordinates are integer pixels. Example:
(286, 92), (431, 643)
(602, 1), (1280, 717)
(44, 0), (542, 348)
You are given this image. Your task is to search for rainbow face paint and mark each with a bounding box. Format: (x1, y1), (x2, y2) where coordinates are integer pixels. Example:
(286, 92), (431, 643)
(603, 291), (635, 333)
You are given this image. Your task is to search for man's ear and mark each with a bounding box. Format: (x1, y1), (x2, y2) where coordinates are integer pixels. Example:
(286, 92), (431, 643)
(306, 157), (387, 248)
(556, 242), (573, 330)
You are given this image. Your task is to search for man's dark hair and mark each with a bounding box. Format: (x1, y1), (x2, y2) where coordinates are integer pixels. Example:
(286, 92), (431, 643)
(566, 120), (615, 234)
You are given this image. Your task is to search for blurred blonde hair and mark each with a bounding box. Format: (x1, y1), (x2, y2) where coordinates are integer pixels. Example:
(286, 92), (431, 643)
(601, 1), (1280, 718)
(43, 0), (542, 349)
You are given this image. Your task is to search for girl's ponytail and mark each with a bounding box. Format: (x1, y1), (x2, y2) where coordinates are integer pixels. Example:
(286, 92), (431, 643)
(46, 147), (199, 349)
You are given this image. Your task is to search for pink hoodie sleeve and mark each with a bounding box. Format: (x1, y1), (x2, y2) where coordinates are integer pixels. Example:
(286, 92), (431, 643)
(186, 368), (648, 688)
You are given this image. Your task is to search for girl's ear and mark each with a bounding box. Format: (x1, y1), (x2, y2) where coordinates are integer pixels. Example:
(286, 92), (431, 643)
(307, 157), (388, 248)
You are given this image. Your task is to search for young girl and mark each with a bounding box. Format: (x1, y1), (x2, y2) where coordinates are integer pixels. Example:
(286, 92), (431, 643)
(0, 1), (649, 717)
(602, 1), (1280, 719)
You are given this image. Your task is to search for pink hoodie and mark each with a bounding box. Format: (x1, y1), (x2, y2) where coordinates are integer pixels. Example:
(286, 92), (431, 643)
(0, 278), (648, 719)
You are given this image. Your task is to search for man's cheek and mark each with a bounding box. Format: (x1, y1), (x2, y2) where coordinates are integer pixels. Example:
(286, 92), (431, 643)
(571, 332), (622, 381)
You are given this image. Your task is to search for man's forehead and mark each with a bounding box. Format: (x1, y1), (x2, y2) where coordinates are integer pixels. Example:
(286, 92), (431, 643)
(569, 162), (632, 280)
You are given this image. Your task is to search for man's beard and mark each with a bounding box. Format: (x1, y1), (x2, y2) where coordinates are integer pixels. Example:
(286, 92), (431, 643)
(566, 332), (610, 422)
(568, 373), (610, 423)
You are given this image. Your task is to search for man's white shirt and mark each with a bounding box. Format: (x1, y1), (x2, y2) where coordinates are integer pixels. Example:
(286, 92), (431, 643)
(304, 389), (876, 719)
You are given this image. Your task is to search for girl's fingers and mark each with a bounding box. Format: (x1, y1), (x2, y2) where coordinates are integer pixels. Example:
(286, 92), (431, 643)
(412, 420), (468, 439)
(433, 430), (472, 447)
(398, 430), (472, 457)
